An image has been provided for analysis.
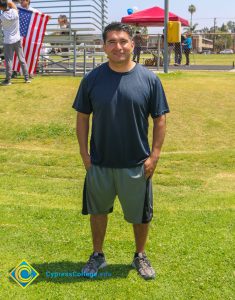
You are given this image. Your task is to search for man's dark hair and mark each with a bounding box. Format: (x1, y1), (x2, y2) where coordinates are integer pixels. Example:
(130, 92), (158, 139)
(0, 0), (7, 9)
(102, 22), (133, 42)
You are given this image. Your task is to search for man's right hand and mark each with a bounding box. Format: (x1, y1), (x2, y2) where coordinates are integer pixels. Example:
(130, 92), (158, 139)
(82, 154), (91, 171)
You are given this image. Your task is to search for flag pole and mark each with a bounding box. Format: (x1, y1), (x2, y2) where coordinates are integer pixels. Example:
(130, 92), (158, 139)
(164, 0), (169, 73)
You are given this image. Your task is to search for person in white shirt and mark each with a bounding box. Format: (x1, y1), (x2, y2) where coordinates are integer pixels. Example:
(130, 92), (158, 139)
(0, 0), (30, 85)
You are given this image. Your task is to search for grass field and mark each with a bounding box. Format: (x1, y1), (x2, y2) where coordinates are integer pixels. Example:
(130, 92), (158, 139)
(36, 53), (235, 66)
(0, 72), (235, 299)
(140, 53), (235, 66)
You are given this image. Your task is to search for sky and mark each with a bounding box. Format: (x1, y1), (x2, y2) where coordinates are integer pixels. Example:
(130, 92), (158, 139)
(108, 0), (235, 32)
(29, 0), (235, 33)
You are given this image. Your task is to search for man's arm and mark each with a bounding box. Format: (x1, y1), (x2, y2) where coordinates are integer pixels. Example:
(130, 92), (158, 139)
(76, 112), (91, 171)
(144, 114), (167, 179)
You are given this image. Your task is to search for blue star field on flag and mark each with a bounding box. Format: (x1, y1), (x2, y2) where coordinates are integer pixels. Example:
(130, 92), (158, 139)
(19, 8), (32, 37)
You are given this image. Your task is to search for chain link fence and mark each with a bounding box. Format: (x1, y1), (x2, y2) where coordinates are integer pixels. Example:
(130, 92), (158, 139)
(1, 30), (235, 75)
(141, 33), (235, 69)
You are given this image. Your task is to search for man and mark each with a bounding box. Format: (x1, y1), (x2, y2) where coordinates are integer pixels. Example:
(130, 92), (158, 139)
(183, 32), (192, 66)
(0, 0), (30, 85)
(72, 22), (169, 280)
(174, 34), (185, 66)
(161, 29), (174, 66)
(132, 30), (143, 63)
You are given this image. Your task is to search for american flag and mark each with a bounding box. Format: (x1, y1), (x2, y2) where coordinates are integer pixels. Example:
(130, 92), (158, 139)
(13, 8), (49, 74)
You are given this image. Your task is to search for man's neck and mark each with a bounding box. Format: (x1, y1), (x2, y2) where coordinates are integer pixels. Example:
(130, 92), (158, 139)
(108, 61), (136, 73)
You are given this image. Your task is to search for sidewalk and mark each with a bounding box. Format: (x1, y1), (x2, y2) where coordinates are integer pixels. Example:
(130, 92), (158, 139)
(146, 64), (235, 72)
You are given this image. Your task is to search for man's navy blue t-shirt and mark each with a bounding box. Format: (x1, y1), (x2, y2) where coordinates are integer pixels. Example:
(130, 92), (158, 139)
(72, 62), (169, 168)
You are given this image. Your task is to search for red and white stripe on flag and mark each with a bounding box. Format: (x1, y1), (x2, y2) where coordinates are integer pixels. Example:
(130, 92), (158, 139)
(13, 12), (49, 75)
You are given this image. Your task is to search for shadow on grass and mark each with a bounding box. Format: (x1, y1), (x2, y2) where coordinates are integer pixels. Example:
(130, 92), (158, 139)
(9, 261), (132, 284)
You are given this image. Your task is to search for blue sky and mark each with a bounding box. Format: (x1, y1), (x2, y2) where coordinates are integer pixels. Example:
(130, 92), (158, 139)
(108, 0), (235, 31)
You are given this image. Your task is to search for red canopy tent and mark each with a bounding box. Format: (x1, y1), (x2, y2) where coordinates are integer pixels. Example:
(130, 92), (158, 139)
(121, 6), (189, 27)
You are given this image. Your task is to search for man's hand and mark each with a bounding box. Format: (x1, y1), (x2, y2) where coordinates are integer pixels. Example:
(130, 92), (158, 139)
(7, 1), (17, 10)
(143, 155), (159, 179)
(81, 153), (91, 171)
(144, 114), (167, 179)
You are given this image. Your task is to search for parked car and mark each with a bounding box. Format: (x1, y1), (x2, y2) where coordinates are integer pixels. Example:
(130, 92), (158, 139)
(219, 49), (234, 54)
(201, 50), (212, 54)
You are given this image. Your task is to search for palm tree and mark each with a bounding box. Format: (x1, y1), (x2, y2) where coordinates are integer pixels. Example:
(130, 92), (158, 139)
(188, 4), (196, 29)
(191, 23), (198, 33)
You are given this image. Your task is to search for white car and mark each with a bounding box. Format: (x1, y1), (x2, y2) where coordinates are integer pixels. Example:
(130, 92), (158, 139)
(219, 49), (234, 54)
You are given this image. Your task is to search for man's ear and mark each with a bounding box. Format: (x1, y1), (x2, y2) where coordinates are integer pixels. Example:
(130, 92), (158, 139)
(131, 40), (135, 48)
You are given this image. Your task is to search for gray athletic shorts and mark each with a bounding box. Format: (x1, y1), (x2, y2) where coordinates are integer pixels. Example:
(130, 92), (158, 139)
(82, 164), (153, 224)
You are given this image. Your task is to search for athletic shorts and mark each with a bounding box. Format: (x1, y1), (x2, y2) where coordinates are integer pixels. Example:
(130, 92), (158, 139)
(82, 164), (153, 224)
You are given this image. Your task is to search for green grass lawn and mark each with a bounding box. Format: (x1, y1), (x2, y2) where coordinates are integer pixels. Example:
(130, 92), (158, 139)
(38, 53), (235, 66)
(0, 72), (234, 299)
(140, 53), (235, 66)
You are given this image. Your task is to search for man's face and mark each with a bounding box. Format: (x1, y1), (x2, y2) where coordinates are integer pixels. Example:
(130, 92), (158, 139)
(21, 0), (29, 8)
(103, 30), (134, 65)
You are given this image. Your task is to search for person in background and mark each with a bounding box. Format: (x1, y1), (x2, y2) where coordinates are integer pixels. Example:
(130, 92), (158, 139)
(183, 32), (192, 66)
(58, 14), (70, 30)
(0, 0), (30, 85)
(132, 31), (143, 63)
(161, 29), (174, 65)
(10, 1), (20, 78)
(19, 0), (39, 13)
(174, 34), (185, 66)
(57, 14), (70, 54)
(11, 0), (40, 78)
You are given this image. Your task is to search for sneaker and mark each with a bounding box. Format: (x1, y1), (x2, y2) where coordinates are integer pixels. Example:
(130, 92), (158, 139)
(1, 79), (12, 86)
(132, 252), (156, 280)
(25, 79), (31, 83)
(82, 252), (107, 278)
(11, 71), (18, 79)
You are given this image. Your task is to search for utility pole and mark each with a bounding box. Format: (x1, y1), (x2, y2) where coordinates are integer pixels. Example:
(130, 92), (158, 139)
(164, 0), (169, 73)
(213, 17), (216, 52)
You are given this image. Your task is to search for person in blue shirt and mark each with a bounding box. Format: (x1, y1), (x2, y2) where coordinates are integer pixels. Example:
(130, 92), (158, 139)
(183, 32), (192, 65)
(72, 22), (169, 280)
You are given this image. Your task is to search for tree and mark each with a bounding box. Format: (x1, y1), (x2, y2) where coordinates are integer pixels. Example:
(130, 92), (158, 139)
(141, 27), (148, 35)
(227, 21), (235, 33)
(221, 23), (228, 32)
(131, 26), (148, 35)
(188, 4), (196, 30)
(191, 23), (198, 32)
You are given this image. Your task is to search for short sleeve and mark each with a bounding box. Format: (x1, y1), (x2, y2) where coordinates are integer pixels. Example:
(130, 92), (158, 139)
(149, 77), (170, 118)
(72, 77), (92, 114)
(3, 9), (19, 21)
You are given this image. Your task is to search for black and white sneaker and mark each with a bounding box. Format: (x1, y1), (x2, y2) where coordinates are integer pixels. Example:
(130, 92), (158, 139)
(132, 252), (156, 280)
(82, 252), (107, 278)
(1, 79), (12, 86)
